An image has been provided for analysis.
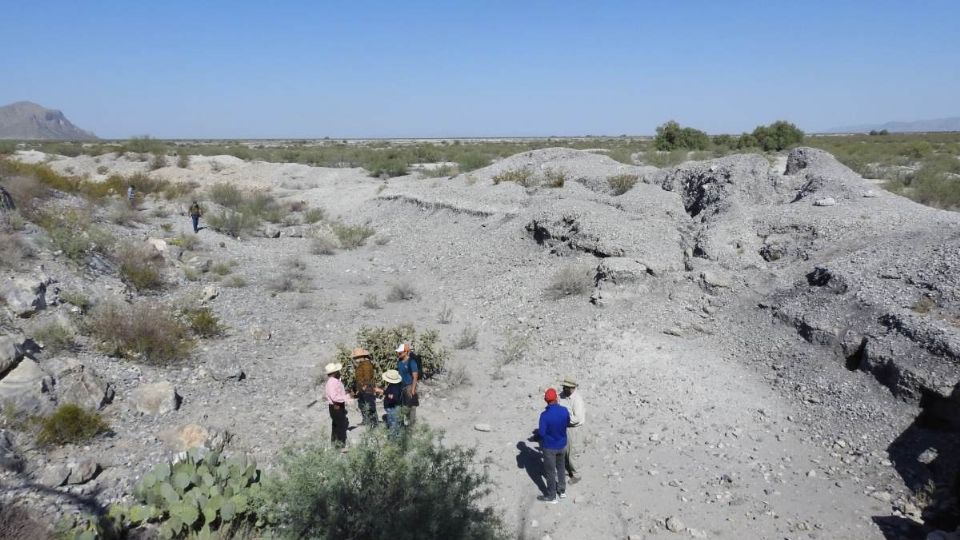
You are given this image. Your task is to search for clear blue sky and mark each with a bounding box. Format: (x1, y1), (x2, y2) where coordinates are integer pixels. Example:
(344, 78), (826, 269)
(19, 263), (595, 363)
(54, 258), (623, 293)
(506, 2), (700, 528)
(2, 0), (958, 138)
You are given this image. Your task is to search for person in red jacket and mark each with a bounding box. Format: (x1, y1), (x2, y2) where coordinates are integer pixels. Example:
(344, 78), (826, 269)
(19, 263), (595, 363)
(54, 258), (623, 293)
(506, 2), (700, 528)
(537, 387), (570, 504)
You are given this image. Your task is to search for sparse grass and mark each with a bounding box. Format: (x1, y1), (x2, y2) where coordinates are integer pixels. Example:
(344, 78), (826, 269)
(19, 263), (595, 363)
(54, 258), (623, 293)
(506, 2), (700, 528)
(223, 275), (247, 288)
(492, 168), (536, 187)
(108, 200), (142, 226)
(180, 306), (224, 338)
(438, 304), (453, 324)
(543, 168), (568, 188)
(546, 264), (594, 299)
(183, 267), (201, 281)
(59, 290), (91, 312)
(453, 325), (479, 350)
(268, 261), (313, 293)
(442, 363), (471, 388)
(87, 300), (194, 364)
(116, 242), (165, 291)
(386, 280), (418, 302)
(168, 232), (201, 250)
(303, 207), (325, 224)
(210, 261), (232, 276)
(30, 320), (75, 354)
(310, 231), (339, 255)
(495, 330), (529, 378)
(608, 173), (639, 195)
(152, 206), (170, 218)
(160, 223), (173, 233)
(35, 208), (115, 264)
(331, 221), (375, 249)
(207, 209), (259, 238)
(362, 294), (381, 309)
(36, 404), (109, 447)
(0, 231), (33, 269)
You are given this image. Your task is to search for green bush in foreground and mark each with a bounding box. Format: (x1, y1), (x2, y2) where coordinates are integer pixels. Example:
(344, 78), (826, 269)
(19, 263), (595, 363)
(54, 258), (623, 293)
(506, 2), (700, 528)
(265, 427), (505, 540)
(36, 404), (108, 447)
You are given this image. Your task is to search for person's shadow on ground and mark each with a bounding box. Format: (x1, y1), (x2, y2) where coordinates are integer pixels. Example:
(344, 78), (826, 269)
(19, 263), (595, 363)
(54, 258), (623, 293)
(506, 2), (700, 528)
(516, 441), (546, 495)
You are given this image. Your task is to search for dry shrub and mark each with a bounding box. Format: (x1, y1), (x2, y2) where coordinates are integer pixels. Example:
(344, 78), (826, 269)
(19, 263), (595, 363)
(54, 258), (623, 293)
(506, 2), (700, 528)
(0, 503), (52, 540)
(116, 242), (165, 291)
(0, 231), (33, 269)
(87, 300), (193, 364)
(29, 320), (75, 354)
(492, 168), (536, 187)
(36, 404), (109, 447)
(310, 230), (339, 255)
(387, 280), (418, 302)
(180, 306), (224, 338)
(223, 275), (247, 288)
(168, 232), (200, 250)
(303, 208), (325, 224)
(912, 295), (937, 314)
(608, 173), (639, 195)
(546, 264), (593, 299)
(437, 304), (453, 324)
(331, 221), (375, 249)
(362, 294), (381, 309)
(543, 169), (568, 188)
(108, 200), (143, 226)
(453, 325), (479, 350)
(495, 330), (529, 378)
(1, 174), (51, 220)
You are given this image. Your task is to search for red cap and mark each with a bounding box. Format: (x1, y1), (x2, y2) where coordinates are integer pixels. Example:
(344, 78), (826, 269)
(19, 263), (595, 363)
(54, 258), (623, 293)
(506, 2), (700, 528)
(544, 388), (558, 403)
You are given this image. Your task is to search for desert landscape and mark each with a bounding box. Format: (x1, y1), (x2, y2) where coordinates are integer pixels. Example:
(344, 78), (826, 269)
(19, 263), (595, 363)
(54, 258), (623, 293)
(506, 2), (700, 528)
(1, 132), (959, 539)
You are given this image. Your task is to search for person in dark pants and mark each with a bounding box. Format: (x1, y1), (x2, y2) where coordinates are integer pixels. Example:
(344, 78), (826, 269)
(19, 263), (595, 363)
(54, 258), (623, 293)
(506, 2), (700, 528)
(396, 343), (420, 427)
(324, 362), (350, 447)
(351, 348), (378, 426)
(189, 201), (202, 233)
(537, 387), (570, 504)
(379, 369), (403, 437)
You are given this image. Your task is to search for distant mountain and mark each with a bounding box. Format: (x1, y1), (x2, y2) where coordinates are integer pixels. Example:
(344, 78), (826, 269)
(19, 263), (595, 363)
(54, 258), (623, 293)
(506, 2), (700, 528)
(0, 101), (97, 140)
(827, 117), (960, 134)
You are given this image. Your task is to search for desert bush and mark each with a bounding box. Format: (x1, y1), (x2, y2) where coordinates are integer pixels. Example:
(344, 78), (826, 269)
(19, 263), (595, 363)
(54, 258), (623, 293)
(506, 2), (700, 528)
(331, 221), (375, 249)
(183, 267), (200, 282)
(268, 262), (312, 293)
(334, 324), (449, 389)
(387, 280), (418, 302)
(310, 231), (339, 255)
(302, 207), (325, 224)
(180, 306), (224, 338)
(608, 173), (639, 195)
(453, 325), (479, 350)
(87, 300), (193, 364)
(492, 168), (536, 187)
(457, 152), (490, 172)
(223, 275), (247, 288)
(442, 363), (471, 388)
(116, 242), (165, 291)
(30, 320), (75, 354)
(543, 168), (567, 188)
(36, 209), (115, 264)
(150, 153), (168, 170)
(209, 182), (244, 208)
(1, 173), (52, 219)
(168, 232), (201, 250)
(750, 120), (805, 152)
(210, 261), (232, 276)
(96, 165), (109, 175)
(0, 140), (17, 155)
(654, 121), (710, 151)
(495, 330), (530, 377)
(0, 231), (33, 269)
(2, 210), (26, 231)
(36, 404), (108, 447)
(912, 295), (937, 314)
(59, 289), (91, 312)
(546, 264), (593, 299)
(108, 200), (142, 226)
(207, 209), (259, 238)
(265, 427), (505, 540)
(362, 294), (381, 309)
(176, 151), (190, 168)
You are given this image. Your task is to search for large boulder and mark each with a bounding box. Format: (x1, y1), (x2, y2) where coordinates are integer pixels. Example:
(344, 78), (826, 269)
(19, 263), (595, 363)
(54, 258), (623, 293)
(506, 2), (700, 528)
(57, 363), (115, 410)
(596, 257), (649, 284)
(130, 381), (179, 415)
(1, 278), (48, 317)
(0, 334), (25, 376)
(0, 358), (53, 415)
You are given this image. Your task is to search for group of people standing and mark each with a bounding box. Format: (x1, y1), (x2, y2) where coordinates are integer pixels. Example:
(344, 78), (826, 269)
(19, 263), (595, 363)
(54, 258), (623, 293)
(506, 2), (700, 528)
(322, 342), (421, 446)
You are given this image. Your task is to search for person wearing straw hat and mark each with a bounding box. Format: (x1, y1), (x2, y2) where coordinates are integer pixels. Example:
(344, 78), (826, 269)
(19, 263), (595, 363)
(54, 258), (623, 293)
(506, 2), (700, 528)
(396, 343), (420, 427)
(379, 369), (403, 436)
(560, 376), (585, 483)
(351, 348), (378, 426)
(324, 362), (351, 447)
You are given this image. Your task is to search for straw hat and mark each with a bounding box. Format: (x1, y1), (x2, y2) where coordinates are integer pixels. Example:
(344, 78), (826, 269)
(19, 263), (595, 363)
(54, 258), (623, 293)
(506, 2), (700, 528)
(351, 348), (370, 359)
(324, 362), (343, 375)
(382, 369), (402, 384)
(561, 376), (578, 388)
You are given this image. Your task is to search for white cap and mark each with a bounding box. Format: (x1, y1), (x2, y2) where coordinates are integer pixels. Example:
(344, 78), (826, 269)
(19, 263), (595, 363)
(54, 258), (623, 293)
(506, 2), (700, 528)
(396, 343), (406, 353)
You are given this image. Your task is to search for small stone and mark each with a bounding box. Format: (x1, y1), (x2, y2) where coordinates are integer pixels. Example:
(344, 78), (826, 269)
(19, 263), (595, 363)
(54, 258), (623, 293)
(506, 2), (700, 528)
(871, 491), (892, 502)
(473, 423), (492, 432)
(807, 470), (817, 478)
(665, 516), (685, 533)
(201, 285), (220, 302)
(663, 327), (683, 337)
(649, 433), (661, 442)
(40, 465), (70, 487)
(813, 197), (836, 207)
(918, 448), (938, 465)
(67, 459), (100, 484)
(131, 381), (179, 415)
(530, 519), (539, 528)
(689, 529), (708, 539)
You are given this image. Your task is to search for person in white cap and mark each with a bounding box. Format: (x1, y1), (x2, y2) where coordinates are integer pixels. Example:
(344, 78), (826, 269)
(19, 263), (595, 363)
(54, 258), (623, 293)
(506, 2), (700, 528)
(324, 362), (351, 447)
(560, 376), (585, 483)
(396, 343), (420, 427)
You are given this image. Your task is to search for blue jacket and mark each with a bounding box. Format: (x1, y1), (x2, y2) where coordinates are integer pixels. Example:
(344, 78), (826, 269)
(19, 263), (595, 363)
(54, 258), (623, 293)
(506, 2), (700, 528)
(538, 403), (570, 450)
(397, 355), (420, 386)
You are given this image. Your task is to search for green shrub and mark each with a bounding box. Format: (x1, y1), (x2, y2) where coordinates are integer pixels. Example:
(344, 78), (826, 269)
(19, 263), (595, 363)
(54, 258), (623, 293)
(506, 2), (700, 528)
(168, 233), (201, 250)
(117, 242), (165, 291)
(209, 182), (244, 208)
(106, 449), (264, 539)
(36, 404), (108, 447)
(654, 121), (710, 151)
(607, 173), (639, 195)
(302, 207), (325, 224)
(181, 306), (224, 338)
(87, 301), (193, 364)
(207, 209), (258, 238)
(457, 152), (489, 172)
(265, 427), (505, 540)
(59, 289), (91, 312)
(30, 320), (75, 354)
(150, 153), (168, 170)
(750, 120), (805, 152)
(492, 168), (536, 187)
(176, 152), (190, 168)
(331, 221), (375, 249)
(334, 324), (449, 390)
(36, 208), (115, 264)
(210, 261), (232, 276)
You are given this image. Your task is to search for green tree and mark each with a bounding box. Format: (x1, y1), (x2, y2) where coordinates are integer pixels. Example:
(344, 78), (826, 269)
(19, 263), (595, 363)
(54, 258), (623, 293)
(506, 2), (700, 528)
(654, 121), (710, 151)
(751, 120), (805, 151)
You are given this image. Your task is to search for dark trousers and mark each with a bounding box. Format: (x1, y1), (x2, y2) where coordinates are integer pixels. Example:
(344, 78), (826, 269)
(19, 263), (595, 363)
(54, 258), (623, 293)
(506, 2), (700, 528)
(358, 391), (378, 425)
(543, 447), (567, 498)
(328, 403), (348, 446)
(191, 215), (200, 232)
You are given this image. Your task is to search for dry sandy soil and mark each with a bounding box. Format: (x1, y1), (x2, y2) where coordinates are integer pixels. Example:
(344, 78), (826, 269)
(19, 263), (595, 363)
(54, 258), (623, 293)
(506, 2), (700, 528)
(3, 147), (959, 540)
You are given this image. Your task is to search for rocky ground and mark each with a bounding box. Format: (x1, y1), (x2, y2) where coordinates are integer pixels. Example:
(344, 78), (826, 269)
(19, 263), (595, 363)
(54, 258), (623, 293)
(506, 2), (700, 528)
(1, 146), (958, 539)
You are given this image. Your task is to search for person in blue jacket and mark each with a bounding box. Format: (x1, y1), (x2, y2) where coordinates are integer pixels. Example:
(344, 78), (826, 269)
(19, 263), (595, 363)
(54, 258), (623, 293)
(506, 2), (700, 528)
(538, 387), (570, 504)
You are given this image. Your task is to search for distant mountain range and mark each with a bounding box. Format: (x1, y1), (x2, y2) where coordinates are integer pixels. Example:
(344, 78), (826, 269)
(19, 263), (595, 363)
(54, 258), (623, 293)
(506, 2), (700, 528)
(0, 101), (97, 140)
(827, 117), (960, 134)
